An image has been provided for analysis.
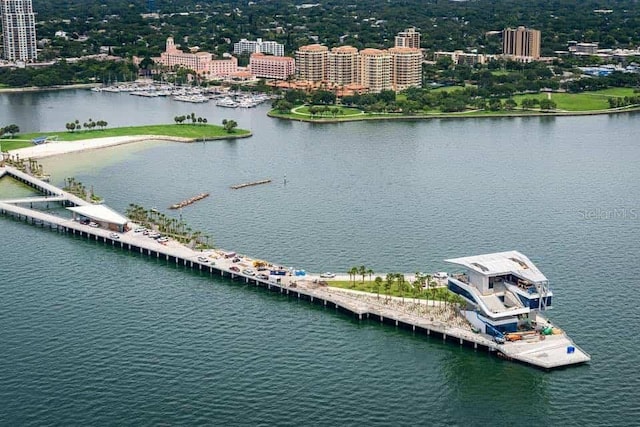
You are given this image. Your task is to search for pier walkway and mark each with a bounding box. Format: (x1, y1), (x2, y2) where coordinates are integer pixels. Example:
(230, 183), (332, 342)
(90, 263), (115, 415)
(0, 165), (590, 370)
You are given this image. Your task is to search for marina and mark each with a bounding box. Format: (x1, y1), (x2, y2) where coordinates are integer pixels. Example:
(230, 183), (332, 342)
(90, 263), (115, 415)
(0, 165), (590, 370)
(92, 81), (272, 107)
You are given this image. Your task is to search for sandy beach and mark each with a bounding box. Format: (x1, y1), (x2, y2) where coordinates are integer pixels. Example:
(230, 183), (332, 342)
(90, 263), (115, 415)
(7, 135), (193, 160)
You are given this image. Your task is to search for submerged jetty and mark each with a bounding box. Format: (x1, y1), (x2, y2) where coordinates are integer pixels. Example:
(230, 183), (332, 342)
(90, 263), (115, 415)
(230, 179), (271, 190)
(169, 192), (209, 209)
(0, 165), (591, 371)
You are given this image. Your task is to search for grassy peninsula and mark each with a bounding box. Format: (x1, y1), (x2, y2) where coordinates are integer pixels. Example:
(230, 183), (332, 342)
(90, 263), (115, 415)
(0, 124), (251, 151)
(269, 88), (640, 123)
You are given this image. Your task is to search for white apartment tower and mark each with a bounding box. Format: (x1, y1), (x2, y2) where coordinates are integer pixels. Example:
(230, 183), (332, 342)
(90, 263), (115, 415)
(234, 38), (284, 57)
(0, 0), (37, 62)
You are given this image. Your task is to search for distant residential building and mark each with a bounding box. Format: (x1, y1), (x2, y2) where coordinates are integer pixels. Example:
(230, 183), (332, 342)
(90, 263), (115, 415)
(327, 46), (360, 86)
(0, 0), (38, 62)
(389, 47), (422, 91)
(434, 50), (495, 66)
(395, 27), (421, 49)
(249, 52), (294, 80)
(156, 37), (238, 79)
(295, 44), (328, 81)
(502, 26), (541, 60)
(359, 48), (392, 93)
(233, 38), (284, 57)
(568, 41), (599, 55)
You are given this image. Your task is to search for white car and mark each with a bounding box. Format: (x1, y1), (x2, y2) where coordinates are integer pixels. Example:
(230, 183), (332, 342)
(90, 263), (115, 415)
(197, 256), (209, 263)
(109, 232), (120, 239)
(242, 268), (256, 276)
(434, 272), (448, 279)
(320, 272), (336, 278)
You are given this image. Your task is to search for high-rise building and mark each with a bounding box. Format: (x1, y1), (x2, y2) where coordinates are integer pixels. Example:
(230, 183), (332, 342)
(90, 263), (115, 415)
(0, 0), (38, 62)
(233, 38), (284, 57)
(502, 26), (541, 60)
(249, 53), (295, 80)
(389, 47), (422, 91)
(295, 44), (328, 81)
(395, 27), (421, 49)
(327, 46), (360, 86)
(359, 48), (392, 93)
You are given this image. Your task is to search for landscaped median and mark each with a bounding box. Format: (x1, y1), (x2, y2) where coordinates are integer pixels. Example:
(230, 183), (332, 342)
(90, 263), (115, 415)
(1, 124), (252, 151)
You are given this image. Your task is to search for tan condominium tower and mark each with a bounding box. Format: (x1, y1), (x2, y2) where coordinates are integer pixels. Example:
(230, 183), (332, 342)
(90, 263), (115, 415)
(327, 46), (360, 86)
(389, 47), (423, 91)
(395, 27), (421, 49)
(502, 26), (541, 59)
(359, 48), (392, 93)
(0, 0), (37, 61)
(295, 44), (328, 81)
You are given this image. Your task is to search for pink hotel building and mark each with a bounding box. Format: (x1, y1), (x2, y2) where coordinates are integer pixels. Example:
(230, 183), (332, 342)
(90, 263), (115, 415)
(156, 37), (238, 78)
(249, 53), (295, 80)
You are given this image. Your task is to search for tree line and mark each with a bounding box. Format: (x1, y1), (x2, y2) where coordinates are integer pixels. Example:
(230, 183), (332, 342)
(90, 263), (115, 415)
(65, 118), (108, 132)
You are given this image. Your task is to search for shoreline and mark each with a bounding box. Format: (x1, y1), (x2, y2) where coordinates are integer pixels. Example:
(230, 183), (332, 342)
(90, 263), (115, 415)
(268, 105), (640, 123)
(6, 133), (252, 160)
(0, 83), (100, 93)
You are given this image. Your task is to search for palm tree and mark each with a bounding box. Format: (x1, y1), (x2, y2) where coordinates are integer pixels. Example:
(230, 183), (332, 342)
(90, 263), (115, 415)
(348, 266), (359, 288)
(384, 273), (394, 302)
(358, 265), (366, 284)
(397, 274), (406, 304)
(374, 276), (383, 300)
(367, 268), (374, 282)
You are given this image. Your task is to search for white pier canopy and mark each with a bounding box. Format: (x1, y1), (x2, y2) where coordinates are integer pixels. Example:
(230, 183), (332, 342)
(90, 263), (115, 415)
(67, 205), (129, 232)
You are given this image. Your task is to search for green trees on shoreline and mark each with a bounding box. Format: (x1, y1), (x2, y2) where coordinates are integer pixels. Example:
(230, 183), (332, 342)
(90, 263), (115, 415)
(65, 118), (108, 132)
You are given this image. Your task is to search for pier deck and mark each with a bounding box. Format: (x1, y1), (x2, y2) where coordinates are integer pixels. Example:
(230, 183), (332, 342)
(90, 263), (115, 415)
(0, 166), (590, 370)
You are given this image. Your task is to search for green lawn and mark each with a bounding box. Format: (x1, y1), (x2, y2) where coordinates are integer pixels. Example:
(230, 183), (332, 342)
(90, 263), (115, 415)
(512, 92), (610, 111)
(1, 124), (251, 151)
(431, 85), (468, 93)
(327, 279), (455, 301)
(294, 105), (363, 116)
(512, 88), (640, 112)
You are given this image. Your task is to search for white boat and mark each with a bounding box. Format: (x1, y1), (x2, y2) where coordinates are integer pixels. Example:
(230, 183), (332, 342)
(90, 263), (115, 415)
(174, 94), (209, 103)
(216, 97), (238, 108)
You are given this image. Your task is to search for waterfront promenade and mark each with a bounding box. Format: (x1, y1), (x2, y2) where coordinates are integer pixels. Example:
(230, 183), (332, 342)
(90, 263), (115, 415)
(0, 165), (590, 370)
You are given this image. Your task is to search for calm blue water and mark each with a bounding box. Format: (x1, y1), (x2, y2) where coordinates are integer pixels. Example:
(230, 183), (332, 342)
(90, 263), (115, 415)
(1, 91), (639, 425)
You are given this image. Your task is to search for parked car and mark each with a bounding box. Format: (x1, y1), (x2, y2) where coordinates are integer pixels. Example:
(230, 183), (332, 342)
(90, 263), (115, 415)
(256, 273), (269, 280)
(109, 232), (120, 239)
(320, 272), (336, 278)
(134, 227), (146, 233)
(197, 256), (209, 263)
(88, 222), (99, 228)
(232, 257), (241, 263)
(242, 268), (256, 276)
(157, 237), (169, 243)
(230, 266), (240, 272)
(434, 272), (449, 280)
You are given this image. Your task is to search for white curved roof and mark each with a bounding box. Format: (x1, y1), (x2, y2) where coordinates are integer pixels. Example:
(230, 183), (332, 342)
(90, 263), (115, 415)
(67, 204), (128, 225)
(445, 250), (547, 283)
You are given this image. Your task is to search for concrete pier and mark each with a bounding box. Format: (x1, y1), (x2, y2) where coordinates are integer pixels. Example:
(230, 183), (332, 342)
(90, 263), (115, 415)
(0, 165), (591, 370)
